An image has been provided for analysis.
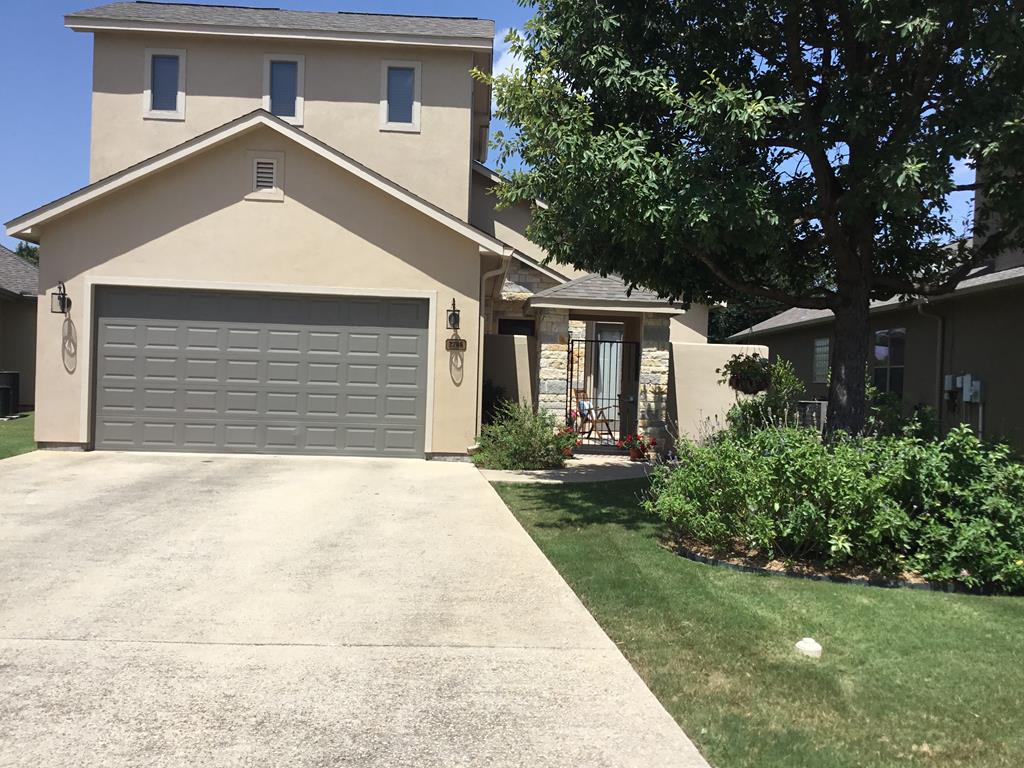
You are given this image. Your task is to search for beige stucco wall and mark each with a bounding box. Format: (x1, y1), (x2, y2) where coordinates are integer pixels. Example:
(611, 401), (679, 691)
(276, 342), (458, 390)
(482, 333), (536, 407)
(669, 305), (709, 343)
(90, 32), (477, 218)
(0, 298), (36, 407)
(671, 342), (768, 440)
(742, 283), (1024, 450)
(32, 124), (484, 453)
(469, 172), (589, 281)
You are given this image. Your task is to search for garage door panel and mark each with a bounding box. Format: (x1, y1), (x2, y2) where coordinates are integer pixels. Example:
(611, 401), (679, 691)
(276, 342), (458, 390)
(94, 288), (427, 456)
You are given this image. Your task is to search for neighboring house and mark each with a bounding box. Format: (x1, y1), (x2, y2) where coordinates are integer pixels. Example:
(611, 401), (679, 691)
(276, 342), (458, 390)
(731, 248), (1024, 450)
(5, 1), (744, 458)
(0, 244), (38, 411)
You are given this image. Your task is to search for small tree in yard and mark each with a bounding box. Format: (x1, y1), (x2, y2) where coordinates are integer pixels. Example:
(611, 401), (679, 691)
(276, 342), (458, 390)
(487, 1), (1024, 437)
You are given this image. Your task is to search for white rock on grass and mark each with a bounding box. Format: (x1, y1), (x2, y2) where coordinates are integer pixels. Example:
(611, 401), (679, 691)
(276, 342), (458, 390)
(795, 637), (823, 658)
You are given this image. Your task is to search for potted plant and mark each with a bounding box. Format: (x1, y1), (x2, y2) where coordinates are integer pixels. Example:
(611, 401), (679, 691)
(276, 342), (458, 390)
(556, 425), (582, 458)
(717, 352), (771, 395)
(617, 434), (656, 460)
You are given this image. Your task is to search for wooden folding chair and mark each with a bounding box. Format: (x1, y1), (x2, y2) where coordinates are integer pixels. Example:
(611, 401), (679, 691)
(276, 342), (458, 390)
(574, 388), (616, 441)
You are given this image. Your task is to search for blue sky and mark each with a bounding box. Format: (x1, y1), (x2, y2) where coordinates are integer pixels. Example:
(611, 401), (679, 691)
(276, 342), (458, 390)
(0, 1), (973, 251)
(0, 0), (531, 249)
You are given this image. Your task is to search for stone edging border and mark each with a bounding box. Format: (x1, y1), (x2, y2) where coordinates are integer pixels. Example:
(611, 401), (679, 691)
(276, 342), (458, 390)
(673, 543), (971, 594)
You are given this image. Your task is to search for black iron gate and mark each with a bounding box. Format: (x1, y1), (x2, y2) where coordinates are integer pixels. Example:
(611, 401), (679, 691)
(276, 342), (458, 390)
(566, 338), (641, 444)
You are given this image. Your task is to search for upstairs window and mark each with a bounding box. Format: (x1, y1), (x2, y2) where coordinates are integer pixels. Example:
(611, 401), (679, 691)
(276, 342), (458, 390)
(144, 49), (185, 120)
(812, 337), (830, 383)
(263, 55), (304, 125)
(381, 61), (421, 132)
(872, 328), (906, 396)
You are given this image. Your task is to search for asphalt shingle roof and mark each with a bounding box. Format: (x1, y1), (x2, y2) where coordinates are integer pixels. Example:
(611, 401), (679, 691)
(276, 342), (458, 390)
(531, 274), (672, 304)
(0, 245), (38, 298)
(68, 2), (495, 41)
(730, 264), (1024, 338)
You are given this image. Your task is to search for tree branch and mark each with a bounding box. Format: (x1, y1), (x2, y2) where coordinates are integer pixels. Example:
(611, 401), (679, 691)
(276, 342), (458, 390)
(695, 251), (836, 309)
(873, 259), (980, 298)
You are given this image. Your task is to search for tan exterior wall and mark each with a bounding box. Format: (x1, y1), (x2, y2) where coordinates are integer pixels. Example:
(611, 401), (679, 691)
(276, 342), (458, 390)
(469, 172), (589, 280)
(0, 298), (37, 407)
(746, 284), (1024, 450)
(32, 125), (483, 453)
(90, 32), (476, 217)
(482, 333), (536, 407)
(672, 342), (768, 440)
(670, 305), (709, 343)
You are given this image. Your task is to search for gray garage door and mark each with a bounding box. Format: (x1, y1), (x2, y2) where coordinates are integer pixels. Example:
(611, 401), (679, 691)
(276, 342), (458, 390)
(93, 288), (429, 456)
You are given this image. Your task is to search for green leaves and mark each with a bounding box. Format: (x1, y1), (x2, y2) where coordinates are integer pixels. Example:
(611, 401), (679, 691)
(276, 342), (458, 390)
(646, 425), (1024, 593)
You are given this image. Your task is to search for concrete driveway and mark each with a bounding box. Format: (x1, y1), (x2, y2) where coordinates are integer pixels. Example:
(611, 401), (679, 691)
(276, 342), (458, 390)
(0, 451), (707, 767)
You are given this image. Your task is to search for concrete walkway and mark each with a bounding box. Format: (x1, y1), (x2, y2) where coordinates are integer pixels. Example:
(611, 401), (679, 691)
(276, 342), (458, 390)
(478, 453), (653, 484)
(0, 450), (707, 767)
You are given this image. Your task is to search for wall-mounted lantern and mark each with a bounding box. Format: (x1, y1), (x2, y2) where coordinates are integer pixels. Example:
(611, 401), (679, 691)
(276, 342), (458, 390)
(51, 282), (72, 314)
(446, 298), (461, 331)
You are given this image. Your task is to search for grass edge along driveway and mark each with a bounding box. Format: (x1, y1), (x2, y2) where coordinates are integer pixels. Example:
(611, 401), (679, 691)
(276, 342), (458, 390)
(0, 413), (35, 460)
(494, 478), (1024, 768)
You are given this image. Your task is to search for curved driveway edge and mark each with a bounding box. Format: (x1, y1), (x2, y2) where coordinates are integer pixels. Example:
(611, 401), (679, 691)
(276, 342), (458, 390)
(0, 450), (708, 767)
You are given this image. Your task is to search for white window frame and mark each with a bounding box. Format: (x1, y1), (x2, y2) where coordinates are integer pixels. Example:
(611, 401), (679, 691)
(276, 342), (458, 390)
(244, 150), (285, 202)
(380, 60), (421, 133)
(262, 54), (305, 126)
(143, 48), (186, 121)
(812, 337), (830, 384)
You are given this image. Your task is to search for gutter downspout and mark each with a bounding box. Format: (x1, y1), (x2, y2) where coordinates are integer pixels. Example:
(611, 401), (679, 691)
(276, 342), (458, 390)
(917, 300), (945, 417)
(475, 248), (513, 437)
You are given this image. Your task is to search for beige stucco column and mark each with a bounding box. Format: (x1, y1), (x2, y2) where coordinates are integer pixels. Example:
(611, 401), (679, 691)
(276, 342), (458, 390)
(536, 309), (569, 420)
(638, 314), (671, 444)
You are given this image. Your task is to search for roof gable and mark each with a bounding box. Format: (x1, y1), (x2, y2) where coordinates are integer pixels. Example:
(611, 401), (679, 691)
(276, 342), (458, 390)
(533, 274), (666, 302)
(528, 274), (681, 313)
(6, 110), (511, 257)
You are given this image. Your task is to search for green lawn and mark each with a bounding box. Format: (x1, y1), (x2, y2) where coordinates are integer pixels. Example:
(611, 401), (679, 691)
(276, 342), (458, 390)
(494, 479), (1024, 768)
(0, 413), (36, 460)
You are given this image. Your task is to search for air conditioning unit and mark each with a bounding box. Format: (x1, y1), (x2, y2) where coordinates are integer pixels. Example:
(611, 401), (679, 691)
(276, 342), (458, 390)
(796, 400), (828, 430)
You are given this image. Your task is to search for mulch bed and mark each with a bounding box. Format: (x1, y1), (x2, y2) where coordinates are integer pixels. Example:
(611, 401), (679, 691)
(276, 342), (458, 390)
(665, 533), (957, 592)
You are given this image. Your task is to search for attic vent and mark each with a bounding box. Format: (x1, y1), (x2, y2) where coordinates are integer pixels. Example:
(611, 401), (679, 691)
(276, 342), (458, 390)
(253, 159), (277, 191)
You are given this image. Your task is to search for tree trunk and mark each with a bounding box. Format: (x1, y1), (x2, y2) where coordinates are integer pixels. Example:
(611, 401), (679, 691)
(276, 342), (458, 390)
(824, 293), (871, 438)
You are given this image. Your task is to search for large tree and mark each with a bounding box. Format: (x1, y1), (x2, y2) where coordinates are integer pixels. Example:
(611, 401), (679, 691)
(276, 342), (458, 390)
(488, 1), (1024, 436)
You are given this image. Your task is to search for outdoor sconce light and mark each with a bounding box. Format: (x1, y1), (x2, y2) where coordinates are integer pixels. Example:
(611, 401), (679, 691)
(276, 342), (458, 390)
(51, 282), (72, 314)
(446, 298), (461, 331)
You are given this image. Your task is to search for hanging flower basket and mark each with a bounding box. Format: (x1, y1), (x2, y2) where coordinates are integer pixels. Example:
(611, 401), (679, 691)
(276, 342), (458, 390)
(719, 353), (771, 395)
(729, 373), (769, 395)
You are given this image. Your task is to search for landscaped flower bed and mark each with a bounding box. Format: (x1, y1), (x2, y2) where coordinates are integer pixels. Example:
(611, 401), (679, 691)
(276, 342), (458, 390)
(645, 426), (1024, 594)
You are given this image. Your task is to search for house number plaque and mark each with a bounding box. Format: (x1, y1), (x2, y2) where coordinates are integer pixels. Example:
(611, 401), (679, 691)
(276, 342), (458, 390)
(445, 338), (468, 352)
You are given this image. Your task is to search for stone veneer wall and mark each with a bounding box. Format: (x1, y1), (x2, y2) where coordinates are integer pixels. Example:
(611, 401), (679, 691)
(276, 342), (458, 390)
(638, 314), (671, 445)
(505, 259), (560, 296)
(537, 309), (570, 420)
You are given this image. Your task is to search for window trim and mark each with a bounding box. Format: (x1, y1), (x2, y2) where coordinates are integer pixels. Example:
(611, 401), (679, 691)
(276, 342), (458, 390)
(262, 54), (305, 126)
(812, 337), (830, 384)
(244, 150), (285, 202)
(143, 48), (186, 121)
(380, 60), (422, 133)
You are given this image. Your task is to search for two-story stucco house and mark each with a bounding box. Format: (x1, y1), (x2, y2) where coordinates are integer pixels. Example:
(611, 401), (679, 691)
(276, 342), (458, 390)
(6, 1), (743, 458)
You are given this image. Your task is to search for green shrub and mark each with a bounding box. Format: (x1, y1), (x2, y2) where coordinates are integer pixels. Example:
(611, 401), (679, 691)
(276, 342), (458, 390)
(473, 401), (578, 470)
(646, 426), (1024, 593)
(866, 384), (939, 439)
(725, 357), (805, 436)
